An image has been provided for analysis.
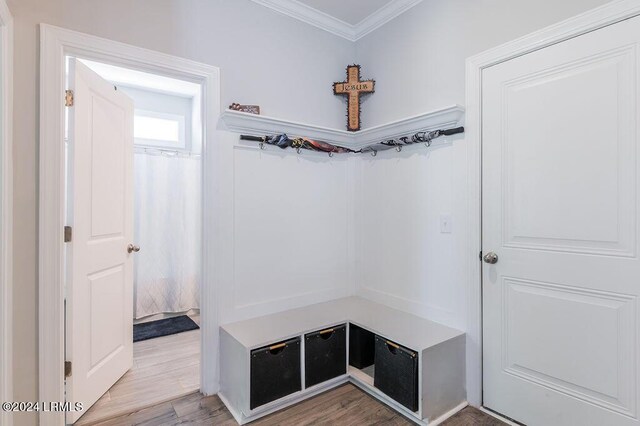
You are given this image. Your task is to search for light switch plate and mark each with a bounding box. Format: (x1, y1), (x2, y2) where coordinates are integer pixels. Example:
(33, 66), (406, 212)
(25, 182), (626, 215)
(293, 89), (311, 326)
(440, 214), (452, 233)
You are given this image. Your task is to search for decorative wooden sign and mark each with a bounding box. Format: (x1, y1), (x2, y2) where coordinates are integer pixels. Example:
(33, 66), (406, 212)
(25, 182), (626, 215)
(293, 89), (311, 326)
(229, 103), (261, 115)
(333, 65), (375, 132)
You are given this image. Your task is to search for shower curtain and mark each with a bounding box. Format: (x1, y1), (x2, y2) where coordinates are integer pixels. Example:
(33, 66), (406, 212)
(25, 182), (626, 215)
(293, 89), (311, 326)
(133, 150), (201, 319)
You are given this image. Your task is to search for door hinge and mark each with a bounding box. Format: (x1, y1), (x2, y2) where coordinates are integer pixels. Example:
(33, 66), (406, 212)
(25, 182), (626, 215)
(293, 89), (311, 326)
(65, 361), (72, 378)
(65, 90), (74, 107)
(64, 226), (72, 243)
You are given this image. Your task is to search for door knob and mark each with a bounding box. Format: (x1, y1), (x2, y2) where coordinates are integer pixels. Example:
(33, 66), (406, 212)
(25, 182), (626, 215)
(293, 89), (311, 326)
(127, 244), (141, 254)
(483, 252), (498, 264)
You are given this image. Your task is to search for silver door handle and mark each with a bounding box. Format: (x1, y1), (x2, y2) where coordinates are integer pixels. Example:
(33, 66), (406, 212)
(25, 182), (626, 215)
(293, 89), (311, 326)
(127, 244), (141, 254)
(483, 252), (498, 264)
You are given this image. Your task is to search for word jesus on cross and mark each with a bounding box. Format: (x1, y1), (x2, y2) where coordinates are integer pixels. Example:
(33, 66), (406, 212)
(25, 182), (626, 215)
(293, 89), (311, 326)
(333, 65), (375, 132)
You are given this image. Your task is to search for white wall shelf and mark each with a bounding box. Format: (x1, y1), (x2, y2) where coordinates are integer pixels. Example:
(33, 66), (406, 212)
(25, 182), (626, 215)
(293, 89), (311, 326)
(220, 109), (354, 146)
(219, 105), (465, 151)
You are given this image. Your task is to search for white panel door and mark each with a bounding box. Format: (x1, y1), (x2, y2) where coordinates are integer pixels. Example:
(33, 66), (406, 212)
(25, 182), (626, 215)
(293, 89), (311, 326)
(66, 59), (134, 424)
(482, 16), (640, 426)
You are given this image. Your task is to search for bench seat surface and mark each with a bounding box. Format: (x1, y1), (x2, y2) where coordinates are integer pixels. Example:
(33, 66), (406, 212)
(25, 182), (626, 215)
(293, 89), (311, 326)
(221, 296), (464, 351)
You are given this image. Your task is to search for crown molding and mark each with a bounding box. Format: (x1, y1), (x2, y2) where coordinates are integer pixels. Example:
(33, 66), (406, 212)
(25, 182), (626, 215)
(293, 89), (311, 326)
(250, 0), (354, 40)
(250, 0), (424, 42)
(219, 105), (464, 150)
(354, 0), (423, 40)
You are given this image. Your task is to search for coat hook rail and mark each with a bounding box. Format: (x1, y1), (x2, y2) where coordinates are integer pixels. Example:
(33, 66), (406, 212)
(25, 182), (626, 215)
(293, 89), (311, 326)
(239, 126), (464, 156)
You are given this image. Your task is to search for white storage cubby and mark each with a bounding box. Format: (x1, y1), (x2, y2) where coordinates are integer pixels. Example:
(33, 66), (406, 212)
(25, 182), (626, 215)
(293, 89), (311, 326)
(219, 297), (466, 425)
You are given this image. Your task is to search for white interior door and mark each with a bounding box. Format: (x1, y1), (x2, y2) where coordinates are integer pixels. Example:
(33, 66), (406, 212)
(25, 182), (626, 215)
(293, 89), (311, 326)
(482, 16), (640, 426)
(66, 59), (134, 424)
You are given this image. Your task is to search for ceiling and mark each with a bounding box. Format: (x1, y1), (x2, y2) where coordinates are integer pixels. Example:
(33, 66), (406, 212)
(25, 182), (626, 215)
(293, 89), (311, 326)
(250, 0), (423, 41)
(296, 0), (394, 25)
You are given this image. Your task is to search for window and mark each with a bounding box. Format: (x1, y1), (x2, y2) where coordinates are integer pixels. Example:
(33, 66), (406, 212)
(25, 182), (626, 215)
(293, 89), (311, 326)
(134, 110), (186, 149)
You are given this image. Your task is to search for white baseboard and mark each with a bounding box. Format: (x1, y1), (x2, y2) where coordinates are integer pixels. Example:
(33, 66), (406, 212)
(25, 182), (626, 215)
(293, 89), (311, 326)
(478, 406), (521, 426)
(428, 401), (469, 426)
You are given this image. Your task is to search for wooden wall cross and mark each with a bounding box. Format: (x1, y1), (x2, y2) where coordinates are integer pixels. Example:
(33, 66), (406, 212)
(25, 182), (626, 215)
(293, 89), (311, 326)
(333, 65), (375, 132)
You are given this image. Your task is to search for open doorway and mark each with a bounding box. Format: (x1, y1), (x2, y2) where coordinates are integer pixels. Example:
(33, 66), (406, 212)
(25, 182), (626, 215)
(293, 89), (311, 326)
(64, 58), (203, 425)
(39, 26), (220, 426)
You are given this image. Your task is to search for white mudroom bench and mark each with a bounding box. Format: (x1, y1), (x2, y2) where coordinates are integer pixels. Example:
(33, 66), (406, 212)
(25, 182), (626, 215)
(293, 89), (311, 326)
(219, 297), (466, 425)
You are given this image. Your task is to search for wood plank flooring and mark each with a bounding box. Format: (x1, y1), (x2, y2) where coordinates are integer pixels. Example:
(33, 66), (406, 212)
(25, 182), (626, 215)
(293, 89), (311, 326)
(75, 315), (201, 425)
(92, 383), (506, 426)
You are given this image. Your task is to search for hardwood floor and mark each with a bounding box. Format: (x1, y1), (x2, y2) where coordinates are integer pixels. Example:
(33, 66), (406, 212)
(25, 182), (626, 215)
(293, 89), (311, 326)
(92, 383), (506, 426)
(75, 315), (201, 425)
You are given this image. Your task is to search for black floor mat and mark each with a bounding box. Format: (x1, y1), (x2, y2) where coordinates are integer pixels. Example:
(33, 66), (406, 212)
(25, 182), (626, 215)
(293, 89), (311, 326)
(133, 315), (200, 342)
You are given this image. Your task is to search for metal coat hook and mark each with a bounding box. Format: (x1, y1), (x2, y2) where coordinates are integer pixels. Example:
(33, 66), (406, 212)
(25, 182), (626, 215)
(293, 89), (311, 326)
(238, 127), (465, 158)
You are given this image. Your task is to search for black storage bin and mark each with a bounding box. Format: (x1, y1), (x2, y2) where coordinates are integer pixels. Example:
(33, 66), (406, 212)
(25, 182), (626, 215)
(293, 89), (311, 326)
(349, 323), (375, 369)
(305, 324), (347, 388)
(250, 337), (301, 409)
(374, 335), (419, 412)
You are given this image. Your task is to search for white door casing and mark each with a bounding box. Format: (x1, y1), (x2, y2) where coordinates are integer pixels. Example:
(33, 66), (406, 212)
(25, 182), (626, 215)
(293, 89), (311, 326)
(482, 15), (640, 426)
(0, 2), (12, 425)
(66, 59), (134, 424)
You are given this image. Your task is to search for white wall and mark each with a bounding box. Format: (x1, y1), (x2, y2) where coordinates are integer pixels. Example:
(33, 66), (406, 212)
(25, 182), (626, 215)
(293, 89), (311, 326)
(9, 1), (354, 424)
(217, 143), (356, 324)
(353, 0), (611, 331)
(354, 141), (467, 329)
(355, 0), (612, 125)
